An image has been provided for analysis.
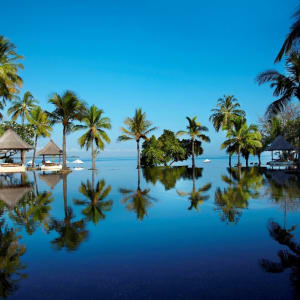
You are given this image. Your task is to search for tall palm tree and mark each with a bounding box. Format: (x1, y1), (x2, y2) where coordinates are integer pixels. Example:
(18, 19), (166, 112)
(73, 105), (111, 170)
(8, 91), (38, 125)
(275, 8), (300, 62)
(48, 91), (86, 170)
(118, 108), (157, 169)
(209, 95), (245, 132)
(28, 106), (52, 167)
(210, 95), (245, 166)
(221, 118), (262, 167)
(177, 167), (211, 211)
(0, 35), (24, 103)
(177, 116), (210, 168)
(256, 52), (300, 168)
(49, 174), (88, 251)
(74, 176), (113, 225)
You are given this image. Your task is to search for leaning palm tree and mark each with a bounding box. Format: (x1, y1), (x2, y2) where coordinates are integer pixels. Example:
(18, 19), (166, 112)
(209, 95), (245, 132)
(177, 116), (210, 168)
(8, 91), (38, 125)
(118, 108), (157, 169)
(221, 118), (262, 167)
(275, 8), (300, 62)
(28, 106), (52, 167)
(48, 91), (86, 170)
(257, 51), (300, 168)
(73, 105), (111, 170)
(0, 35), (24, 103)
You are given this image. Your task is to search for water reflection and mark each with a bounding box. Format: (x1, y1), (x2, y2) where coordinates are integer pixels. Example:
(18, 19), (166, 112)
(49, 174), (88, 251)
(177, 167), (211, 211)
(74, 171), (113, 225)
(214, 167), (263, 223)
(260, 221), (300, 295)
(0, 219), (26, 298)
(120, 168), (156, 220)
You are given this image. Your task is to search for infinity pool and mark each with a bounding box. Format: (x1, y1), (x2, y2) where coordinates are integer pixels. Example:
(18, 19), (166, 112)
(0, 158), (299, 299)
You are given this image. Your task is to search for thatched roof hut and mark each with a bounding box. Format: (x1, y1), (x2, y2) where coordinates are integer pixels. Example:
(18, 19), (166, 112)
(38, 140), (62, 156)
(0, 129), (33, 150)
(38, 173), (62, 189)
(266, 135), (295, 151)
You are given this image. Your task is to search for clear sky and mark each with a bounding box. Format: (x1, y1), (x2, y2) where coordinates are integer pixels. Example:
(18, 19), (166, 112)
(1, 0), (298, 157)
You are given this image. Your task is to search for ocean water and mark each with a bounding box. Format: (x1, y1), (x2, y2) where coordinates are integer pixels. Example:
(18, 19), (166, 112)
(0, 157), (299, 299)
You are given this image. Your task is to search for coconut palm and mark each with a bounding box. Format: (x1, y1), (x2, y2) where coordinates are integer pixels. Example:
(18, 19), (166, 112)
(49, 174), (88, 251)
(257, 52), (300, 168)
(48, 91), (86, 170)
(7, 91), (38, 125)
(118, 108), (157, 169)
(221, 118), (262, 167)
(209, 95), (245, 132)
(177, 116), (210, 168)
(0, 35), (24, 102)
(275, 8), (300, 62)
(74, 176), (113, 225)
(28, 106), (52, 167)
(73, 105), (111, 170)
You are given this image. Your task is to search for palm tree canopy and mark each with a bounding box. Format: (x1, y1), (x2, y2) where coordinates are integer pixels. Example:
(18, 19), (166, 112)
(73, 105), (111, 151)
(221, 118), (262, 152)
(0, 35), (24, 102)
(177, 116), (211, 143)
(256, 52), (300, 117)
(8, 91), (38, 123)
(118, 108), (157, 142)
(275, 8), (300, 62)
(28, 106), (52, 138)
(209, 95), (245, 132)
(48, 91), (86, 133)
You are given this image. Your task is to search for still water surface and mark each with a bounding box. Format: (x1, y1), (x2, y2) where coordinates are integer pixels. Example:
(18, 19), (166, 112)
(0, 158), (300, 299)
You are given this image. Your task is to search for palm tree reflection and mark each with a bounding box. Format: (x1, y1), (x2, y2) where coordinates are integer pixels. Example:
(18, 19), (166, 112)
(260, 221), (300, 295)
(120, 168), (156, 220)
(74, 171), (113, 225)
(177, 167), (211, 211)
(49, 174), (88, 251)
(214, 167), (263, 223)
(0, 219), (26, 298)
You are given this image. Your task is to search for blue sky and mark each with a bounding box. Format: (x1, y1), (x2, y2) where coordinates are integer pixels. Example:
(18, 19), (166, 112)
(1, 0), (298, 157)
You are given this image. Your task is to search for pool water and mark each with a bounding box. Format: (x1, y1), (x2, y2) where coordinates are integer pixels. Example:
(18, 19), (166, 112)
(0, 158), (299, 299)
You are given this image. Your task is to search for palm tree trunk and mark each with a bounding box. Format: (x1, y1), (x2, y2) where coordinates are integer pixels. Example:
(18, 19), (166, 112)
(229, 153), (232, 168)
(63, 174), (68, 218)
(32, 134), (38, 167)
(137, 167), (141, 190)
(33, 171), (39, 195)
(192, 137), (195, 168)
(22, 112), (25, 125)
(62, 126), (67, 170)
(192, 165), (196, 193)
(92, 170), (95, 189)
(91, 142), (96, 170)
(137, 140), (141, 169)
(258, 153), (261, 166)
(238, 147), (241, 167)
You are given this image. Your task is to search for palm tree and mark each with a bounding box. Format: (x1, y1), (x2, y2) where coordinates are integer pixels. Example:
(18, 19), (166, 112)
(177, 116), (210, 168)
(28, 106), (52, 167)
(8, 91), (38, 125)
(74, 176), (113, 225)
(73, 105), (111, 170)
(221, 118), (262, 167)
(209, 95), (245, 131)
(49, 174), (88, 251)
(0, 35), (24, 103)
(257, 52), (300, 168)
(118, 108), (157, 169)
(275, 8), (300, 62)
(48, 91), (86, 170)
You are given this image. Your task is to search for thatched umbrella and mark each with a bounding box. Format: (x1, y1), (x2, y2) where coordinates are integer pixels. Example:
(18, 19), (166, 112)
(0, 129), (33, 164)
(38, 140), (62, 163)
(0, 186), (33, 209)
(38, 173), (62, 189)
